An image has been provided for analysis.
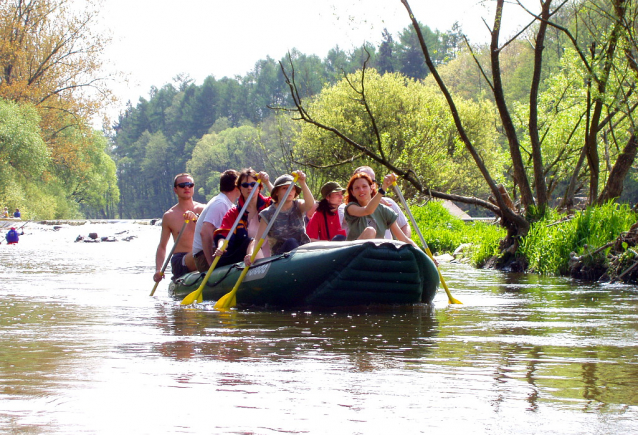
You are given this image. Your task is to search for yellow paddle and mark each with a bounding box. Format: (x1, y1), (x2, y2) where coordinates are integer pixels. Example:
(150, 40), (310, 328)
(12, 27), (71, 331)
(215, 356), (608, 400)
(392, 181), (462, 304)
(180, 178), (262, 305)
(150, 219), (189, 296)
(214, 174), (299, 311)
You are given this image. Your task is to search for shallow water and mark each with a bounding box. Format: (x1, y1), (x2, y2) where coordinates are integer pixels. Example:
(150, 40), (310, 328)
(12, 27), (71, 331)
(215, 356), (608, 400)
(0, 222), (637, 434)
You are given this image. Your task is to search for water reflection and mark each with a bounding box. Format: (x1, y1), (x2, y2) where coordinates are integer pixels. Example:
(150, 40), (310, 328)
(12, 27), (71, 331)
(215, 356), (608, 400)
(152, 303), (439, 372)
(1, 224), (637, 433)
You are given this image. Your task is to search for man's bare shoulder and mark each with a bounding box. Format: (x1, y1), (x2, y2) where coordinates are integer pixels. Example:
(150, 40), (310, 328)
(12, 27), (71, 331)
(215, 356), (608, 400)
(162, 204), (181, 219)
(162, 205), (185, 230)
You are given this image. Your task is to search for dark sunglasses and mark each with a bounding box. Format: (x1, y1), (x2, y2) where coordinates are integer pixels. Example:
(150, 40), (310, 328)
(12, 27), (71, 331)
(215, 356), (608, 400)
(241, 181), (257, 188)
(176, 182), (194, 188)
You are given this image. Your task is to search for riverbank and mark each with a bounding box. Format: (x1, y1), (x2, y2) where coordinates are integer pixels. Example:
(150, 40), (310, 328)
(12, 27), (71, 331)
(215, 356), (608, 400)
(0, 218), (159, 229)
(411, 200), (638, 284)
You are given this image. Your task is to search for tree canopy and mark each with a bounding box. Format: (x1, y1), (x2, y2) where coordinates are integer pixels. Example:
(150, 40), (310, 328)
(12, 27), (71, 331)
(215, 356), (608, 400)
(0, 0), (119, 219)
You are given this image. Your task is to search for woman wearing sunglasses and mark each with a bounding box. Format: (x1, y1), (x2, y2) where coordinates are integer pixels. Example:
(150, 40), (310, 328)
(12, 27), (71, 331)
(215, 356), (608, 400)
(213, 168), (274, 266)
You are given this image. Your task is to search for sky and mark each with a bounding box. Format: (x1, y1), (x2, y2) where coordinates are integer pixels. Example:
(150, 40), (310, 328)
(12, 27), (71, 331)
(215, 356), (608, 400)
(95, 0), (532, 124)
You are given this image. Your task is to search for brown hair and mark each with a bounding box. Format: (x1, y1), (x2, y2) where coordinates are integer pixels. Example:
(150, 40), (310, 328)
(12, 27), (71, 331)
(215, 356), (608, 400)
(236, 168), (257, 187)
(219, 170), (239, 193)
(345, 172), (376, 204)
(236, 168), (262, 198)
(173, 173), (193, 187)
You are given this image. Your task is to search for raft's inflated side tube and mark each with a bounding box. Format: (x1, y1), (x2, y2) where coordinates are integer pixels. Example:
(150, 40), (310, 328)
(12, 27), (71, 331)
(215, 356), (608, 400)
(170, 240), (439, 307)
(302, 241), (427, 306)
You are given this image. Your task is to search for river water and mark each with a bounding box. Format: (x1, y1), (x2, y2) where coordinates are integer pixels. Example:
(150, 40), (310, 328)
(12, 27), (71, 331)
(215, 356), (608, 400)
(0, 221), (637, 434)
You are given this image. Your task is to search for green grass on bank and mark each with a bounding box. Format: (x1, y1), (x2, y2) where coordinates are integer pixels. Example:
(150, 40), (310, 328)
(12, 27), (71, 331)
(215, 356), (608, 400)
(518, 201), (637, 275)
(408, 200), (637, 274)
(408, 200), (505, 267)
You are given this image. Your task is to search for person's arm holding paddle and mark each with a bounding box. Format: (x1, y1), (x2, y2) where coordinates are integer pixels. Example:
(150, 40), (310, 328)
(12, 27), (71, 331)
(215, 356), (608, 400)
(296, 170), (315, 215)
(244, 218), (267, 267)
(389, 221), (419, 248)
(153, 222), (173, 283)
(153, 210), (198, 284)
(258, 171), (274, 193)
(347, 173), (395, 218)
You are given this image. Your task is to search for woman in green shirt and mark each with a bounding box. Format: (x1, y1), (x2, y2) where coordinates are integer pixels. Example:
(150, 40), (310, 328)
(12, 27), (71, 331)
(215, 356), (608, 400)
(344, 172), (418, 247)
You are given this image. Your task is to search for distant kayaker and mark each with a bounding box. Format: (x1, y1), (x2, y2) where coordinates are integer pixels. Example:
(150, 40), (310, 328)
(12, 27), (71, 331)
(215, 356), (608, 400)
(153, 173), (204, 283)
(13, 208), (21, 218)
(213, 168), (274, 266)
(244, 171), (315, 266)
(1, 207), (8, 218)
(344, 172), (418, 247)
(306, 181), (347, 242)
(192, 170), (240, 272)
(6, 227), (19, 244)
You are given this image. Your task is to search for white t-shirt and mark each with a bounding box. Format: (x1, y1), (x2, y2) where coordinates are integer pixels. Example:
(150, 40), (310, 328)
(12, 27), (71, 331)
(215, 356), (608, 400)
(338, 197), (408, 239)
(192, 192), (234, 254)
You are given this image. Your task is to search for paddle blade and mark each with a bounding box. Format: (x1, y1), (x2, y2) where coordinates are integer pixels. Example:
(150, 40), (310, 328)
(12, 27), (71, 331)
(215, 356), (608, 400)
(438, 271), (462, 304)
(425, 247), (462, 305)
(180, 286), (203, 305)
(214, 288), (237, 311)
(214, 238), (264, 311)
(181, 247), (227, 305)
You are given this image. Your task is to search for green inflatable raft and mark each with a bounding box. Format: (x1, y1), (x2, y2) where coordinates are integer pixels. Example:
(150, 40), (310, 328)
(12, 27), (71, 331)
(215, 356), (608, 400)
(169, 239), (440, 308)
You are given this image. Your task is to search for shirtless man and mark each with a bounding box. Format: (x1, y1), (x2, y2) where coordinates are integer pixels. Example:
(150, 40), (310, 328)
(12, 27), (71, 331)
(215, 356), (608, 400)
(153, 173), (205, 283)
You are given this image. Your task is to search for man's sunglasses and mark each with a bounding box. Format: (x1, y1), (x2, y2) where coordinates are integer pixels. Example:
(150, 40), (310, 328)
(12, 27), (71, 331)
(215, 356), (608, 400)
(241, 181), (257, 188)
(176, 182), (194, 188)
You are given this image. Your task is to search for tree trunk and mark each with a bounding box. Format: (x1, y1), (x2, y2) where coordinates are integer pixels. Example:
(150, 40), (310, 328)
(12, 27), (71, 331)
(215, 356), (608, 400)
(491, 0), (536, 210)
(560, 144), (588, 210)
(400, 0), (530, 242)
(597, 134), (638, 203)
(585, 4), (624, 203)
(529, 0), (551, 210)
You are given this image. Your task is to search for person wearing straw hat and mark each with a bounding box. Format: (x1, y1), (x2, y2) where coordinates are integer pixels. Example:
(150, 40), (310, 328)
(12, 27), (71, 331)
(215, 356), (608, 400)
(306, 181), (347, 242)
(244, 170), (314, 266)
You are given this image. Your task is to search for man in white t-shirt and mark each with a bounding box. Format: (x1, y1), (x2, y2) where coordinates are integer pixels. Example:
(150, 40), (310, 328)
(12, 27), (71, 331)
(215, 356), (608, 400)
(339, 166), (412, 240)
(193, 170), (240, 272)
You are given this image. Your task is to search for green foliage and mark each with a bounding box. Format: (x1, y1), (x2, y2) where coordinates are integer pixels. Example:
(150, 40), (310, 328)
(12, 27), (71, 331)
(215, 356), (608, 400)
(408, 200), (506, 266)
(71, 132), (120, 218)
(295, 69), (506, 198)
(0, 99), (50, 217)
(111, 21), (464, 218)
(519, 202), (637, 274)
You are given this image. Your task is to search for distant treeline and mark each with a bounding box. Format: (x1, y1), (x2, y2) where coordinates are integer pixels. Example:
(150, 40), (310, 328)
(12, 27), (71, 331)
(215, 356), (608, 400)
(111, 23), (463, 218)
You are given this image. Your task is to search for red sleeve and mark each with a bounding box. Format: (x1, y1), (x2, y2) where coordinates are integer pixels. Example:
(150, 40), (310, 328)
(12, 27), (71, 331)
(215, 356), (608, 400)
(214, 206), (240, 239)
(306, 212), (321, 239)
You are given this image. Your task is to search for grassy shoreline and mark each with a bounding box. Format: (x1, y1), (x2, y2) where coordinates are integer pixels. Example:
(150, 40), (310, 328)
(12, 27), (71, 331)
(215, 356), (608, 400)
(409, 200), (638, 277)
